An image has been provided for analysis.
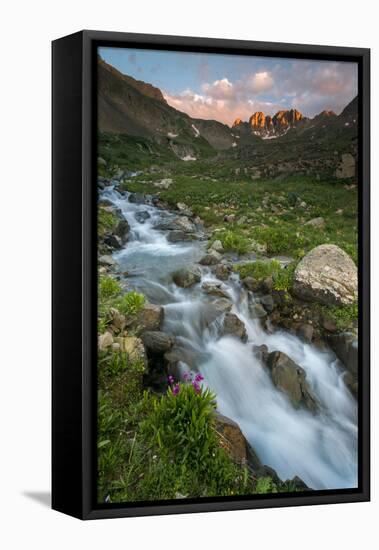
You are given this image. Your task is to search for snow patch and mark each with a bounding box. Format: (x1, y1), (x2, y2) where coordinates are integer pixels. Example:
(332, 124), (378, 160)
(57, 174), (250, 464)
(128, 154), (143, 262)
(167, 132), (178, 138)
(181, 155), (197, 161)
(232, 142), (238, 147)
(191, 124), (200, 138)
(344, 122), (350, 127)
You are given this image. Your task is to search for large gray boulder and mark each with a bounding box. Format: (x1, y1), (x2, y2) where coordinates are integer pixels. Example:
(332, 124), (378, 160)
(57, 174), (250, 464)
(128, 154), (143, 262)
(266, 351), (318, 412)
(220, 313), (247, 342)
(293, 244), (357, 306)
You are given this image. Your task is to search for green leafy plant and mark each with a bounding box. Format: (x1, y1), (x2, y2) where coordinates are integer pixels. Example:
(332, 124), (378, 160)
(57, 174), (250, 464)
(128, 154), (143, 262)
(235, 259), (281, 280)
(219, 230), (250, 254)
(99, 274), (121, 301)
(114, 290), (146, 316)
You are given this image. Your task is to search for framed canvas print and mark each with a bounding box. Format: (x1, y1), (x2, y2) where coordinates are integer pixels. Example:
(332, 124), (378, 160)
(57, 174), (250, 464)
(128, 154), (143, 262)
(52, 30), (370, 520)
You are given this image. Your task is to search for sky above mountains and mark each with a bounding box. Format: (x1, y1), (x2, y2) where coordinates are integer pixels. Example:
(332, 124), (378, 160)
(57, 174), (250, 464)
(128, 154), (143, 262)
(99, 47), (358, 126)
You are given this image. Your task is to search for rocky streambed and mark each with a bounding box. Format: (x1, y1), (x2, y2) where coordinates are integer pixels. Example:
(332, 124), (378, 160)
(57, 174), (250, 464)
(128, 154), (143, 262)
(98, 179), (358, 491)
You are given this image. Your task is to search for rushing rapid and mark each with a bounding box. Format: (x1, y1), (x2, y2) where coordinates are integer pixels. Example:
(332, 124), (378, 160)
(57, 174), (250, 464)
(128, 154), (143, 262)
(101, 185), (358, 490)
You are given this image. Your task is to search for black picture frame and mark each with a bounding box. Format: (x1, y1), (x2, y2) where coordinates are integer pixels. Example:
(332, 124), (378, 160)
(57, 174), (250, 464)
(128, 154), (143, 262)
(52, 30), (370, 520)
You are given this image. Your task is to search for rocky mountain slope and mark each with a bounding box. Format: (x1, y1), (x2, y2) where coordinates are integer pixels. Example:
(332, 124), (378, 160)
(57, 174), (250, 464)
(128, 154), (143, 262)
(98, 56), (234, 158)
(98, 56), (358, 178)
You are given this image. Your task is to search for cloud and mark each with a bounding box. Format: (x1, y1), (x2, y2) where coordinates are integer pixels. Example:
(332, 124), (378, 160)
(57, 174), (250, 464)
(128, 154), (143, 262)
(245, 71), (274, 94)
(202, 78), (234, 99)
(163, 61), (357, 125)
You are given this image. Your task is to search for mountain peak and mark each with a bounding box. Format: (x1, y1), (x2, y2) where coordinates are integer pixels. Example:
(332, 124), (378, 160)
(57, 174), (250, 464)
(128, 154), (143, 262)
(98, 56), (167, 104)
(232, 117), (244, 127)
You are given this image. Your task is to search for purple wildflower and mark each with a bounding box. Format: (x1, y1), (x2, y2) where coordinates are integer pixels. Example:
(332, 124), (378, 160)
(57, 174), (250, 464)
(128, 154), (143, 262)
(172, 383), (180, 396)
(192, 381), (201, 395)
(167, 375), (175, 385)
(194, 373), (204, 383)
(183, 372), (190, 382)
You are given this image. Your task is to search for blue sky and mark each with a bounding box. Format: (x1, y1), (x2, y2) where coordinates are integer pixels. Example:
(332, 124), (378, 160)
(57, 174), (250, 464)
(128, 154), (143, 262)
(99, 46), (358, 126)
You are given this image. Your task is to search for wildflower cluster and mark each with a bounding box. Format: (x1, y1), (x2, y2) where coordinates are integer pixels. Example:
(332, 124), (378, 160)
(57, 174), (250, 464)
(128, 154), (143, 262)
(167, 371), (204, 396)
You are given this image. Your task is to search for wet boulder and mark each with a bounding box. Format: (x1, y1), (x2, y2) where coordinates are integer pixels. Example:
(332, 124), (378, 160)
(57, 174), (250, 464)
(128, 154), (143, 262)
(141, 331), (174, 354)
(104, 234), (122, 250)
(249, 302), (267, 319)
(114, 218), (130, 243)
(199, 250), (222, 266)
(242, 276), (260, 292)
(172, 216), (196, 233)
(172, 267), (201, 288)
(257, 294), (275, 313)
(220, 313), (248, 342)
(266, 351), (318, 412)
(252, 344), (269, 364)
(213, 263), (232, 280)
(167, 230), (196, 243)
(134, 210), (151, 223)
(293, 244), (357, 306)
(297, 323), (314, 343)
(201, 281), (230, 299)
(128, 192), (146, 204)
(327, 331), (358, 375)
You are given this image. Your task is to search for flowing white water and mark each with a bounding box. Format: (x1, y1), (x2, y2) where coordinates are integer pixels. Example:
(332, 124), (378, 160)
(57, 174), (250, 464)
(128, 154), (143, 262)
(101, 185), (358, 490)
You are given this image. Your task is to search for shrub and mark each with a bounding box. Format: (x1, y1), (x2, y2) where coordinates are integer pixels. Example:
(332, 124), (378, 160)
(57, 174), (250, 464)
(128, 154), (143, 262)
(273, 263), (296, 291)
(235, 259), (281, 280)
(99, 275), (121, 301)
(219, 230), (250, 254)
(98, 208), (118, 237)
(322, 302), (358, 330)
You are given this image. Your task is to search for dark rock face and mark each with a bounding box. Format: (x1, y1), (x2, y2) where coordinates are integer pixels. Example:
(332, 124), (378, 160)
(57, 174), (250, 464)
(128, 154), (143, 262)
(214, 263), (232, 280)
(141, 331), (174, 354)
(114, 218), (130, 242)
(252, 344), (269, 364)
(266, 351), (318, 412)
(220, 313), (248, 342)
(104, 234), (122, 250)
(297, 323), (314, 343)
(327, 332), (358, 376)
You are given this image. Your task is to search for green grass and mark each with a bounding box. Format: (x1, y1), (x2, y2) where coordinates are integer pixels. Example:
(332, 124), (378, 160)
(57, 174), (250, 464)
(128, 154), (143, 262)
(98, 208), (118, 238)
(321, 302), (358, 331)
